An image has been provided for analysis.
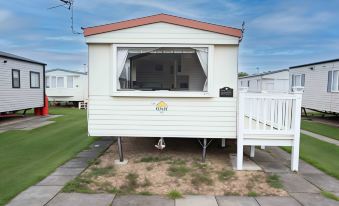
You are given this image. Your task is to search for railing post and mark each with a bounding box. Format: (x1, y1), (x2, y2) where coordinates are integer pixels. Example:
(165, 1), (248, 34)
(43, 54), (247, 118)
(237, 89), (247, 170)
(291, 92), (302, 171)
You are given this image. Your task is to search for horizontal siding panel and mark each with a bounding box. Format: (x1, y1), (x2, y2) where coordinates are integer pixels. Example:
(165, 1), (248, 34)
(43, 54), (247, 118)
(89, 110), (235, 117)
(89, 115), (235, 122)
(89, 125), (235, 131)
(88, 120), (236, 127)
(89, 129), (236, 138)
(89, 105), (236, 112)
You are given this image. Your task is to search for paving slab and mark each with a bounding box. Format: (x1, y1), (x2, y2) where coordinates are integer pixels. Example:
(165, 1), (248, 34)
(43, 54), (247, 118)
(230, 154), (262, 171)
(112, 195), (174, 206)
(36, 175), (76, 186)
(298, 161), (325, 175)
(76, 150), (100, 158)
(176, 195), (218, 206)
(60, 159), (88, 168)
(6, 186), (62, 206)
(267, 147), (291, 161)
(255, 196), (301, 206)
(280, 173), (320, 193)
(216, 196), (259, 206)
(256, 161), (290, 173)
(50, 168), (84, 176)
(291, 193), (339, 206)
(302, 173), (339, 192)
(47, 193), (115, 206)
(244, 148), (277, 162)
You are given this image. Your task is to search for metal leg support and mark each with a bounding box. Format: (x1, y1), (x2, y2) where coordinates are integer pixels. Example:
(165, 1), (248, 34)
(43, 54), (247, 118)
(117, 137), (124, 162)
(202, 138), (207, 162)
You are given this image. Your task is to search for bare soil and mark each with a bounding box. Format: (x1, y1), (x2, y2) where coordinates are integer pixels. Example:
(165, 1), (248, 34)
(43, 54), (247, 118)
(81, 137), (287, 196)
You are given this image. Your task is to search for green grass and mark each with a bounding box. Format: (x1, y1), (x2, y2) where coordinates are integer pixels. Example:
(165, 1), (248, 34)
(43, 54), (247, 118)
(86, 166), (115, 177)
(266, 175), (283, 189)
(0, 107), (96, 205)
(321, 191), (339, 201)
(247, 191), (258, 197)
(167, 190), (183, 199)
(138, 156), (171, 163)
(167, 165), (190, 177)
(301, 120), (339, 141)
(62, 177), (94, 193)
(191, 173), (214, 186)
(119, 172), (139, 193)
(282, 134), (339, 179)
(217, 169), (235, 181)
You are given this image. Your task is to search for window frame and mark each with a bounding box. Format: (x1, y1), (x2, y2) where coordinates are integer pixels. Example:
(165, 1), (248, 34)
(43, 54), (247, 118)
(331, 70), (339, 92)
(12, 69), (20, 88)
(111, 44), (214, 97)
(30, 71), (40, 88)
(293, 74), (302, 87)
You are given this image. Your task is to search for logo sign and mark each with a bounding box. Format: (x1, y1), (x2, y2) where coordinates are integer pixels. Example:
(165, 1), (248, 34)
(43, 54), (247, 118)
(155, 101), (168, 113)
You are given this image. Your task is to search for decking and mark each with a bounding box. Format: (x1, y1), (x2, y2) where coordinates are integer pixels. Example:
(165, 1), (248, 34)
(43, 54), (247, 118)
(237, 90), (303, 171)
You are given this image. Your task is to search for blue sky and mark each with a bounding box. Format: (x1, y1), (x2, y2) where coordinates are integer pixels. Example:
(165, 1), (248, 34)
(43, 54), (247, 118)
(0, 0), (338, 74)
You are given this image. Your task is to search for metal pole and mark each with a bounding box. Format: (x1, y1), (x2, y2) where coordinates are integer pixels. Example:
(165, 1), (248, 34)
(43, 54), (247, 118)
(117, 137), (124, 162)
(202, 138), (207, 162)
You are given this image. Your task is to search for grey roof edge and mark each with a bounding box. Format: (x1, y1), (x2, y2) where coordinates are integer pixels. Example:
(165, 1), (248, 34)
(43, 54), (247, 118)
(46, 68), (87, 75)
(239, 68), (288, 79)
(0, 51), (46, 65)
(290, 58), (339, 69)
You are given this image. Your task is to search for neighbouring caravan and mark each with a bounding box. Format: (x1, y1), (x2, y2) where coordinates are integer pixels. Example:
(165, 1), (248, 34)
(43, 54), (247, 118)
(83, 14), (303, 171)
(289, 58), (339, 113)
(45, 69), (88, 105)
(0, 51), (46, 114)
(238, 69), (289, 93)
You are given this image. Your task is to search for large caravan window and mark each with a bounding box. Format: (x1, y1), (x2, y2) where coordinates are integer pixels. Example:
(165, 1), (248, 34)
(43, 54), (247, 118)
(67, 76), (74, 88)
(332, 70), (339, 92)
(57, 77), (64, 88)
(46, 76), (50, 88)
(30, 71), (40, 88)
(116, 47), (208, 92)
(12, 69), (20, 88)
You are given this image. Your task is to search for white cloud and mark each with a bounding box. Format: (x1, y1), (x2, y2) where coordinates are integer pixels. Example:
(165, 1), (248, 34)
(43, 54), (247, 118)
(251, 9), (333, 34)
(0, 9), (24, 32)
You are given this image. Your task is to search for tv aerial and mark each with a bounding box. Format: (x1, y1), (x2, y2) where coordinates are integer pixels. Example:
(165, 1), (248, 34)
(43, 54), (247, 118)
(48, 0), (82, 34)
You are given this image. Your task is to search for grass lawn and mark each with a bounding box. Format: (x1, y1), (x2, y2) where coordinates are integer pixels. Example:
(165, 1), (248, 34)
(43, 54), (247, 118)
(0, 107), (95, 206)
(301, 120), (339, 141)
(283, 134), (339, 179)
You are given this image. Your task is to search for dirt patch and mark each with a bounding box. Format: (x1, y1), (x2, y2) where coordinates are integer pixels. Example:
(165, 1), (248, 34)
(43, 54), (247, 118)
(75, 137), (287, 196)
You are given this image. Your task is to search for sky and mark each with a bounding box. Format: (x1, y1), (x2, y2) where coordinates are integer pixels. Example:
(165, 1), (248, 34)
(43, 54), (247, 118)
(0, 0), (338, 75)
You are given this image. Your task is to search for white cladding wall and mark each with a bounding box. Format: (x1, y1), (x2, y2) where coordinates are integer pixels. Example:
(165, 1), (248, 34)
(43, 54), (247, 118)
(0, 57), (44, 112)
(238, 70), (289, 93)
(46, 70), (88, 102)
(289, 61), (339, 113)
(88, 44), (238, 138)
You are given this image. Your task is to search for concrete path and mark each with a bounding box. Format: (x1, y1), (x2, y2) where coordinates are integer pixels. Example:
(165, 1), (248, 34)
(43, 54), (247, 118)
(0, 115), (62, 133)
(6, 137), (114, 206)
(301, 129), (339, 146)
(6, 140), (339, 206)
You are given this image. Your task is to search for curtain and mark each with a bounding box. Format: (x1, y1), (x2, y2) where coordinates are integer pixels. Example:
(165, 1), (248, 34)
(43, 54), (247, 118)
(193, 48), (208, 91)
(117, 48), (129, 89)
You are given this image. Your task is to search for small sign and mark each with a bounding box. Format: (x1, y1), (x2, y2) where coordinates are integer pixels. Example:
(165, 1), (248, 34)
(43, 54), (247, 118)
(155, 101), (168, 113)
(219, 87), (233, 97)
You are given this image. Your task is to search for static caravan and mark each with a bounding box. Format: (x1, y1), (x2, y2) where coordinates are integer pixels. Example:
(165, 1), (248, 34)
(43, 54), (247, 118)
(238, 69), (289, 93)
(83, 14), (303, 171)
(289, 58), (339, 114)
(0, 51), (46, 115)
(45, 69), (88, 105)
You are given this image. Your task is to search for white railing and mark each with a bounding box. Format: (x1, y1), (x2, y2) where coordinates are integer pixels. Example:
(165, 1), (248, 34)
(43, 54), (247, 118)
(237, 89), (303, 171)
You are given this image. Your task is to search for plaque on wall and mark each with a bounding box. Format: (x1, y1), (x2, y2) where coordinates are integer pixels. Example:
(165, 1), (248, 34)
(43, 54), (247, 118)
(219, 87), (233, 97)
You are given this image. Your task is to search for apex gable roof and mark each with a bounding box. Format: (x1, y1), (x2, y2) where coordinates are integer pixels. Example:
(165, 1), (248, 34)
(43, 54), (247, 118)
(83, 13), (242, 38)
